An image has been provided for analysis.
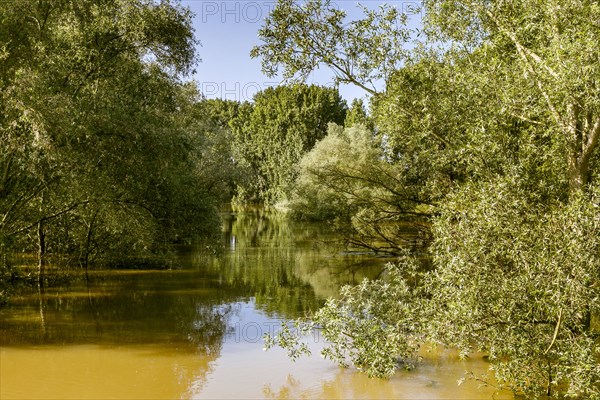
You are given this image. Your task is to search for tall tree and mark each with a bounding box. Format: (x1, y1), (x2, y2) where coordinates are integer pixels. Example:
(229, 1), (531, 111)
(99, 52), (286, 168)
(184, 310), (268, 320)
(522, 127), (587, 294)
(0, 0), (221, 274)
(230, 84), (347, 205)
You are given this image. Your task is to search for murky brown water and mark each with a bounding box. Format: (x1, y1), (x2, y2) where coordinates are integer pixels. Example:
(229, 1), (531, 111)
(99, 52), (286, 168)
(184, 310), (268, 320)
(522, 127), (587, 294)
(0, 210), (513, 399)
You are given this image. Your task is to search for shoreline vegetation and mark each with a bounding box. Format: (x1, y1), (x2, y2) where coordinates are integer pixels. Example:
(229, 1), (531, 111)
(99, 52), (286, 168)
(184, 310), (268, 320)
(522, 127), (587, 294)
(1, 0), (599, 398)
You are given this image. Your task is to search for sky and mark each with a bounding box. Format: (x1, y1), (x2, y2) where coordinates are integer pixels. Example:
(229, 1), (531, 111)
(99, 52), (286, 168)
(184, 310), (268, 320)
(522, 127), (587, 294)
(182, 0), (424, 103)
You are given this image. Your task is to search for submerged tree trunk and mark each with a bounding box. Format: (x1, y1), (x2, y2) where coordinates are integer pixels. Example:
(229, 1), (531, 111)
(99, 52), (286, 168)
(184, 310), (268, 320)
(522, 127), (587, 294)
(37, 219), (46, 288)
(82, 209), (98, 281)
(37, 219), (47, 338)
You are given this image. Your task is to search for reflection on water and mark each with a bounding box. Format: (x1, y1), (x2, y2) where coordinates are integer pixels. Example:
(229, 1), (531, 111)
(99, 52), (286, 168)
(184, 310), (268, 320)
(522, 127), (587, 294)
(0, 209), (512, 399)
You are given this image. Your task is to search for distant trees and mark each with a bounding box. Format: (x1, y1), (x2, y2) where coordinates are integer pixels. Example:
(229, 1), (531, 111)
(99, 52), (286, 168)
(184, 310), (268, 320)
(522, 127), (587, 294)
(344, 99), (373, 131)
(183, 85), (348, 207)
(230, 84), (347, 205)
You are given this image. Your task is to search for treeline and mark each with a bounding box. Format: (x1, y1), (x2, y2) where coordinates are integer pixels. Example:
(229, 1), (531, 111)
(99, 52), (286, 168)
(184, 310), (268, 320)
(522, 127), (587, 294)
(255, 1), (600, 398)
(195, 85), (349, 206)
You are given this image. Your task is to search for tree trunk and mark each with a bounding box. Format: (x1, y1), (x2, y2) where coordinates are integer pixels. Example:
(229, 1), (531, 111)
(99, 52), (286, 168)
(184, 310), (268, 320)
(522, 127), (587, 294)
(565, 105), (597, 196)
(83, 209), (98, 281)
(568, 153), (589, 195)
(37, 219), (46, 288)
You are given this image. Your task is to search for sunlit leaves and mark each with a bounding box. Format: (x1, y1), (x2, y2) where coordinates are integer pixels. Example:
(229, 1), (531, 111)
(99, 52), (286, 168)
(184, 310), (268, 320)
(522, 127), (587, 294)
(291, 124), (433, 254)
(230, 84), (346, 205)
(424, 0), (600, 193)
(251, 0), (413, 93)
(265, 260), (425, 378)
(429, 177), (600, 398)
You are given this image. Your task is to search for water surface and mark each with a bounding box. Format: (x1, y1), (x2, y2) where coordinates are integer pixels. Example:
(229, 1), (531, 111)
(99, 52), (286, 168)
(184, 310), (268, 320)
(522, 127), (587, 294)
(0, 210), (512, 399)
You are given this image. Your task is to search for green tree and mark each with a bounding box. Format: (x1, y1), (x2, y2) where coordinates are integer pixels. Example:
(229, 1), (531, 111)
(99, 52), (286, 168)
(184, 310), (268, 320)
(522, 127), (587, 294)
(230, 84), (347, 205)
(428, 175), (600, 398)
(0, 0), (221, 280)
(424, 0), (600, 195)
(189, 98), (255, 202)
(259, 1), (600, 397)
(291, 124), (433, 254)
(344, 99), (374, 131)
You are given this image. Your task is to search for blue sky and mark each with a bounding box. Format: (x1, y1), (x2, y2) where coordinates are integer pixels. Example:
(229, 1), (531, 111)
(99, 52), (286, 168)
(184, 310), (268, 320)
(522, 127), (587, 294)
(182, 0), (423, 103)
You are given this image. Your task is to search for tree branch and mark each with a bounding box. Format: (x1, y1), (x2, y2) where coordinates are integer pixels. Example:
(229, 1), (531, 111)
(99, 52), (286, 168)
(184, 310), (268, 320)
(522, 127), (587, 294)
(9, 200), (90, 236)
(0, 182), (45, 230)
(583, 117), (600, 162)
(543, 309), (562, 355)
(483, 8), (565, 132)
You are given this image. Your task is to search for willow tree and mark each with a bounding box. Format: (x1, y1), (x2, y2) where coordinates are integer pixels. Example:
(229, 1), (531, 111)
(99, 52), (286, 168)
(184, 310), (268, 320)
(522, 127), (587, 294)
(425, 0), (600, 195)
(290, 124), (434, 254)
(0, 0), (221, 277)
(257, 1), (600, 397)
(230, 84), (346, 205)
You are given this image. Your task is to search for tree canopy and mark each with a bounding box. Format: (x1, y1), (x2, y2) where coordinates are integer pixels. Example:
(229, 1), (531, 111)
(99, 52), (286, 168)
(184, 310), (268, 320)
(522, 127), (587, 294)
(0, 0), (221, 275)
(258, 0), (600, 397)
(230, 84), (347, 205)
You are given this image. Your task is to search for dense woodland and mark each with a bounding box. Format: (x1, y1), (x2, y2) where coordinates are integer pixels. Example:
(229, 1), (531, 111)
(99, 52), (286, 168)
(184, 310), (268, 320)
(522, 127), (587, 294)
(1, 0), (599, 398)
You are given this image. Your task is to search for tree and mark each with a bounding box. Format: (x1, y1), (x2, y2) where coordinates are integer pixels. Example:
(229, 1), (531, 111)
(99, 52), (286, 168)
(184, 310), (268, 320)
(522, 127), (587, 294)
(251, 0), (414, 94)
(428, 176), (600, 398)
(0, 0), (221, 278)
(291, 124), (433, 254)
(230, 84), (347, 205)
(344, 99), (374, 131)
(424, 0), (600, 195)
(188, 98), (255, 202)
(260, 1), (600, 397)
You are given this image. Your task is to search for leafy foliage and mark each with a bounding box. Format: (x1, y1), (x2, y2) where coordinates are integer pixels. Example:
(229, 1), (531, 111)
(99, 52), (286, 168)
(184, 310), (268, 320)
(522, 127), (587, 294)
(429, 177), (600, 398)
(265, 259), (424, 378)
(258, 0), (600, 397)
(0, 0), (222, 274)
(424, 0), (600, 194)
(291, 124), (432, 254)
(344, 99), (374, 132)
(230, 84), (347, 205)
(251, 0), (414, 94)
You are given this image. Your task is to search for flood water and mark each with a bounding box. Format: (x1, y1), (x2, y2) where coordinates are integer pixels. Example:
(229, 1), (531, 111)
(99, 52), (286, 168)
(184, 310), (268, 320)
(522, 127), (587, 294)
(0, 209), (513, 399)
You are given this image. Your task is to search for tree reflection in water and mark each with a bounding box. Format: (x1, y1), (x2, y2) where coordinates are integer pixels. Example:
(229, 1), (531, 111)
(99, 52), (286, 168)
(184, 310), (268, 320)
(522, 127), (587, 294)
(0, 208), (393, 399)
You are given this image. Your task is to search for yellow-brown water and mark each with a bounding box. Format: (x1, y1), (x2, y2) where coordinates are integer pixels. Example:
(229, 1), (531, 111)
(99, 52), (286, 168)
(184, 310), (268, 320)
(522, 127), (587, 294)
(0, 210), (513, 399)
